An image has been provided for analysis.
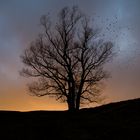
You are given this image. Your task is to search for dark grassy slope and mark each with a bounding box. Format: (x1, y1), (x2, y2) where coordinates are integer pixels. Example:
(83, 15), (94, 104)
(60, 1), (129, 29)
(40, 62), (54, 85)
(0, 98), (140, 140)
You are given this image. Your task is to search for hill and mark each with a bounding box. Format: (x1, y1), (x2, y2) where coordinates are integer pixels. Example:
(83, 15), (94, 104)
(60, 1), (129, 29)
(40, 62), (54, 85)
(0, 98), (140, 140)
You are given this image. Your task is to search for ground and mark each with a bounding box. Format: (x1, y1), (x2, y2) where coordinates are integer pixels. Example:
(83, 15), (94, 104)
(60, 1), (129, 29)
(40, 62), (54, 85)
(0, 98), (140, 140)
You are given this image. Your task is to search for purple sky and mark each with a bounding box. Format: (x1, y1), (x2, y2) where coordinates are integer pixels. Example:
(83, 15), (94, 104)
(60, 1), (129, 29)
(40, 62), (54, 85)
(0, 0), (140, 111)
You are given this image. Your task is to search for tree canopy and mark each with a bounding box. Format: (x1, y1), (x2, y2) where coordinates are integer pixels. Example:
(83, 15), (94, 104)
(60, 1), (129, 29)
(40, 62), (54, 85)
(21, 6), (114, 111)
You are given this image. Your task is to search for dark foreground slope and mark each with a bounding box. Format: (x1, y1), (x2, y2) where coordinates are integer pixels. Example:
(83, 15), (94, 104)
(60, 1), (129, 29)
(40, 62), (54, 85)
(0, 98), (140, 140)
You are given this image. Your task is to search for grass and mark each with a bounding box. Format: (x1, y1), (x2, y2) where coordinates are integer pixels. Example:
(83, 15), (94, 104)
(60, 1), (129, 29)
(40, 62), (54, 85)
(0, 98), (140, 139)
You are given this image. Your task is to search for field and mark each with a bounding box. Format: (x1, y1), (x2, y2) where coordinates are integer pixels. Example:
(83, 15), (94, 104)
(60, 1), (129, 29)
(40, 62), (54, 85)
(0, 98), (140, 140)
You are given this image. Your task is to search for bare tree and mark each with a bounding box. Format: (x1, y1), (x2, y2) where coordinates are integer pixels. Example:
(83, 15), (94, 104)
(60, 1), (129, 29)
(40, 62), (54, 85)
(20, 6), (114, 111)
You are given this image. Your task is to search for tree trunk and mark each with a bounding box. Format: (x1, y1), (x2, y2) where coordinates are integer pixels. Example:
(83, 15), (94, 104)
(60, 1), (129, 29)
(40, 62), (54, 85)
(67, 98), (76, 112)
(76, 95), (80, 111)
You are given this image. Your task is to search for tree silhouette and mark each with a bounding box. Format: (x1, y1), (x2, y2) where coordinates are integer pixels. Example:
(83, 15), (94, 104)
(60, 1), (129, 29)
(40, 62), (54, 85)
(20, 6), (114, 111)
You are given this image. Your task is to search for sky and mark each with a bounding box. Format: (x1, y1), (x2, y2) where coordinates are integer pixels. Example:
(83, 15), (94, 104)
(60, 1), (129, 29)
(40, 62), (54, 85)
(0, 0), (140, 111)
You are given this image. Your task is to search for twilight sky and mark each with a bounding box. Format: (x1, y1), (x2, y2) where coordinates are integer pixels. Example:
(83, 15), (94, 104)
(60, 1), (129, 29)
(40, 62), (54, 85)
(0, 0), (140, 111)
